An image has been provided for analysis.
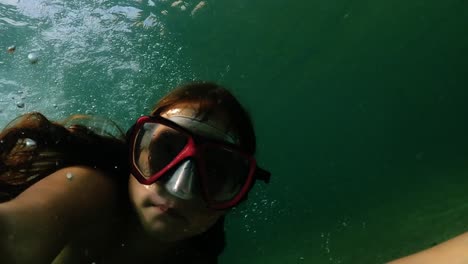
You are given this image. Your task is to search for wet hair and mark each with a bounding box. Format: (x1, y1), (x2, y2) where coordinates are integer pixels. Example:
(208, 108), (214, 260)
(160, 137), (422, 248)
(151, 82), (256, 154)
(0, 112), (129, 202)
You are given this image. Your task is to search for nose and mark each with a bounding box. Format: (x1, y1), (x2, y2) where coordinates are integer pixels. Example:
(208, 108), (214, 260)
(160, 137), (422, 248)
(163, 159), (200, 200)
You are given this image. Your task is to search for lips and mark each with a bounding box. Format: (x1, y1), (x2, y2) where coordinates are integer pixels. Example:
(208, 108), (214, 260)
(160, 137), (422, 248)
(155, 204), (169, 212)
(146, 195), (174, 210)
(154, 204), (187, 221)
(145, 196), (186, 221)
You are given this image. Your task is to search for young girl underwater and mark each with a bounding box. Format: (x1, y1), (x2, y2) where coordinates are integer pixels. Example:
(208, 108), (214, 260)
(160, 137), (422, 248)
(0, 82), (271, 263)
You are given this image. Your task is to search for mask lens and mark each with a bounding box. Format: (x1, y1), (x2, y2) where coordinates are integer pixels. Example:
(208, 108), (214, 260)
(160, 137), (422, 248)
(201, 145), (252, 203)
(133, 122), (189, 179)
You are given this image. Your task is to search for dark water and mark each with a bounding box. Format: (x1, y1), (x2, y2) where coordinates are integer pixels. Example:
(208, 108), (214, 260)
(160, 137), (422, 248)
(1, 0), (468, 263)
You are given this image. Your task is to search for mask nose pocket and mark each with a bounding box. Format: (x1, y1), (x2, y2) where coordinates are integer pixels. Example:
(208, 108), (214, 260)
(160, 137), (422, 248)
(163, 159), (199, 200)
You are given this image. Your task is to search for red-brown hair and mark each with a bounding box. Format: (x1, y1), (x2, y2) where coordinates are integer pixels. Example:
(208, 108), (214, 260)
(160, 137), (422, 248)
(151, 82), (257, 154)
(0, 112), (128, 201)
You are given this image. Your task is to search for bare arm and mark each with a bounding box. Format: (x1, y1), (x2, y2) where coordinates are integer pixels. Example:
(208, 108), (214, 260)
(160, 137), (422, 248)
(388, 232), (468, 264)
(0, 166), (118, 264)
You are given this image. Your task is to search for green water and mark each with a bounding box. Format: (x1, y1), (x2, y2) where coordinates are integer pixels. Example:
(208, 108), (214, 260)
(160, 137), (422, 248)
(1, 0), (468, 263)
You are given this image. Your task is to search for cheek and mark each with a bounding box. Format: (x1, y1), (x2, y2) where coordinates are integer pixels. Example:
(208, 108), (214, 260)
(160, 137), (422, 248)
(128, 176), (145, 206)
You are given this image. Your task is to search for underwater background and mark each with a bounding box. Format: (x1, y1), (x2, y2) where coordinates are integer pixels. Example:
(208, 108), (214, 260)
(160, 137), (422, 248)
(1, 0), (468, 263)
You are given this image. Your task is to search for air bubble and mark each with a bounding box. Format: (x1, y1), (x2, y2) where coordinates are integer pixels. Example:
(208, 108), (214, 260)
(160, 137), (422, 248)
(28, 52), (39, 64)
(24, 138), (37, 148)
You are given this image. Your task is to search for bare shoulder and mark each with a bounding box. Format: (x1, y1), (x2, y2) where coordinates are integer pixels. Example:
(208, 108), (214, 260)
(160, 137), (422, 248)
(0, 166), (120, 263)
(387, 232), (468, 264)
(2, 166), (119, 217)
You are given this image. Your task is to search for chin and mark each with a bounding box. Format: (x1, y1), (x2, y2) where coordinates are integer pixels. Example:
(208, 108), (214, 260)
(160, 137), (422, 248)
(142, 217), (191, 242)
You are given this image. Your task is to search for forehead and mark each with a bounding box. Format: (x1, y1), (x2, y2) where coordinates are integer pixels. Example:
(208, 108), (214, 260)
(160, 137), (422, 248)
(163, 102), (229, 125)
(159, 103), (239, 144)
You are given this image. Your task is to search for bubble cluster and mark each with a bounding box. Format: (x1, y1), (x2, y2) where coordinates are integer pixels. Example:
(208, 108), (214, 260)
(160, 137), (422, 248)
(0, 0), (198, 126)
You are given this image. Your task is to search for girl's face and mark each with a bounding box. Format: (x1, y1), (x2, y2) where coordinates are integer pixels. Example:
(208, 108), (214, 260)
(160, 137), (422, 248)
(128, 103), (235, 242)
(128, 176), (225, 242)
